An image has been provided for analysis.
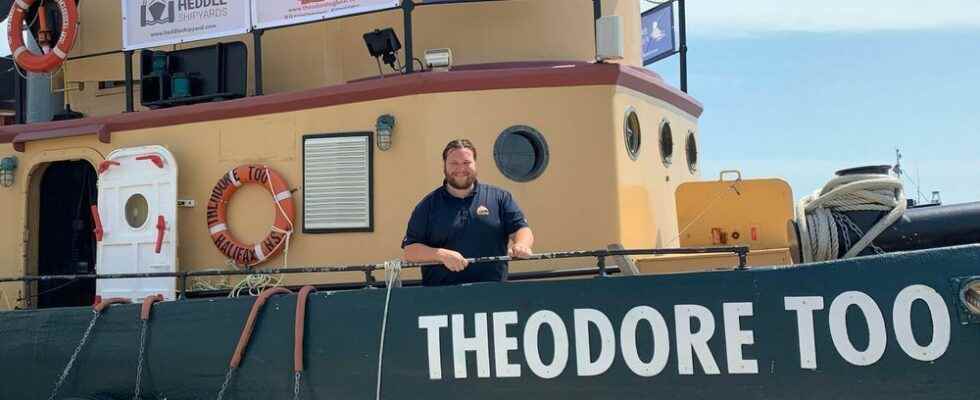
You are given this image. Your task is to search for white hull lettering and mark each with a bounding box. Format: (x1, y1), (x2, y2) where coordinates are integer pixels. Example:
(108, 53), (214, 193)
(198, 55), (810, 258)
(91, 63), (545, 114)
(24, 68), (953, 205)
(452, 313), (491, 378)
(418, 285), (951, 380)
(675, 304), (721, 375)
(574, 309), (615, 376)
(892, 284), (950, 361)
(784, 296), (824, 370)
(620, 305), (670, 377)
(524, 310), (569, 379)
(723, 302), (758, 374)
(785, 284), (951, 370)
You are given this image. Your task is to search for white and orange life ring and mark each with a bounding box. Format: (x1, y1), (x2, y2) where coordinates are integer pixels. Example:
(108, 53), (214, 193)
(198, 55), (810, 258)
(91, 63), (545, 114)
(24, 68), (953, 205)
(6, 0), (79, 73)
(206, 165), (295, 268)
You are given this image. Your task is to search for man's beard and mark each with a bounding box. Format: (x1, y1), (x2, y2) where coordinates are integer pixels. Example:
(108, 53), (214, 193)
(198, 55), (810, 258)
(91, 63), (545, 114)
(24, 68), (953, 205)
(445, 171), (476, 190)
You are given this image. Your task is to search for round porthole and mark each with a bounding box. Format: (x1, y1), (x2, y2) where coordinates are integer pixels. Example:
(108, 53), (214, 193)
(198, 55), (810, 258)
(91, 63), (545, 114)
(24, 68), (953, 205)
(125, 193), (149, 228)
(494, 125), (549, 182)
(624, 108), (641, 160)
(659, 119), (673, 166)
(686, 131), (698, 173)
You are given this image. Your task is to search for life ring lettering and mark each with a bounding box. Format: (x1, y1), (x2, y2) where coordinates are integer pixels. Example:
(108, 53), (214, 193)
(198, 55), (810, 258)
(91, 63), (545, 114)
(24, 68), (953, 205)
(206, 165), (295, 268)
(6, 0), (79, 73)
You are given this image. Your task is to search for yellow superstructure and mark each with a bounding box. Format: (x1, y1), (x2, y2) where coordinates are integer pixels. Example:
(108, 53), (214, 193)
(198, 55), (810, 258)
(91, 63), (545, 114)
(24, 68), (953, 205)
(0, 0), (793, 310)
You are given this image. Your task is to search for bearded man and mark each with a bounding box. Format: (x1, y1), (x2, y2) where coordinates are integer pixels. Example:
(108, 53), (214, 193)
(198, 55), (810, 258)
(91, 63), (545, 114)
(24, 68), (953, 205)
(401, 139), (534, 286)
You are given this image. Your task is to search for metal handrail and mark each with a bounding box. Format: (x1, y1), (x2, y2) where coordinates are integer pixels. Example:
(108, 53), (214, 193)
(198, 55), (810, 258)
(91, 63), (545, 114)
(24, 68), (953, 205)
(0, 246), (750, 296)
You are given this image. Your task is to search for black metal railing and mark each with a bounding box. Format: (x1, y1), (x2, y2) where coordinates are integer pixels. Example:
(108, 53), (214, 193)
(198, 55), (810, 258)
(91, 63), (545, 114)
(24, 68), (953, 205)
(0, 246), (749, 299)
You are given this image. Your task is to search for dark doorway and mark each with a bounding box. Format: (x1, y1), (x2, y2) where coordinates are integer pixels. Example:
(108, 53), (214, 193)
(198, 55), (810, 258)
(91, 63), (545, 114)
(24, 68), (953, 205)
(37, 160), (97, 308)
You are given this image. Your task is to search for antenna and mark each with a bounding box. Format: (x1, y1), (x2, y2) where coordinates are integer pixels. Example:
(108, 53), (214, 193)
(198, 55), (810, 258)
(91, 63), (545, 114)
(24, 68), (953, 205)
(914, 166), (925, 204)
(891, 148), (903, 177)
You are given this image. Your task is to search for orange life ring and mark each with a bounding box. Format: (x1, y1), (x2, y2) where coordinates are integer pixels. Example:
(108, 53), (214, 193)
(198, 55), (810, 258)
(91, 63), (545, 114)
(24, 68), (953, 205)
(6, 0), (79, 73)
(206, 165), (295, 268)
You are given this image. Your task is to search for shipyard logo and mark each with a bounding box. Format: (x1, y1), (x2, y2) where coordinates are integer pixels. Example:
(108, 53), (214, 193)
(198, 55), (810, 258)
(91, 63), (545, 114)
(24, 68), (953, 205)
(141, 0), (175, 26)
(142, 0), (232, 26)
(419, 284), (951, 379)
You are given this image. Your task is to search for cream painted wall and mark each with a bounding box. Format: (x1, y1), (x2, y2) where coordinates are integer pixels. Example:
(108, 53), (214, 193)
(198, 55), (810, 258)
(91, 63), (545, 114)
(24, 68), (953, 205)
(612, 86), (700, 249)
(61, 0), (646, 117)
(0, 83), (651, 308)
(0, 0), (693, 310)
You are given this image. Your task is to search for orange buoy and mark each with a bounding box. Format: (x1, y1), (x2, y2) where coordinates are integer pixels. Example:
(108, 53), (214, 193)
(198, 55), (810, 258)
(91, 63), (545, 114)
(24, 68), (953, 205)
(206, 165), (295, 268)
(6, 0), (79, 73)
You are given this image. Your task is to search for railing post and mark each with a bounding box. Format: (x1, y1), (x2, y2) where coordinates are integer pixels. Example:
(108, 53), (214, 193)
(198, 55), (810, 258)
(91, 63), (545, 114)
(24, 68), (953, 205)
(678, 0), (688, 93)
(364, 269), (377, 286)
(124, 50), (135, 112)
(180, 272), (188, 300)
(252, 29), (264, 95)
(13, 64), (25, 123)
(592, 0), (602, 56)
(736, 247), (748, 270)
(402, 0), (415, 73)
(596, 255), (607, 277)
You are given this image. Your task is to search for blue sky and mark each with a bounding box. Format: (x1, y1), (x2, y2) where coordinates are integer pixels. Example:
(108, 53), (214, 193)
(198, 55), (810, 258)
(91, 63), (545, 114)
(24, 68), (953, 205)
(643, 1), (980, 204)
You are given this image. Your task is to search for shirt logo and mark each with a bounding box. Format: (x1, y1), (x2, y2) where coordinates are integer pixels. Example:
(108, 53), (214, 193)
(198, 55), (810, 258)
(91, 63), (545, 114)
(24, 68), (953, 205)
(476, 205), (490, 216)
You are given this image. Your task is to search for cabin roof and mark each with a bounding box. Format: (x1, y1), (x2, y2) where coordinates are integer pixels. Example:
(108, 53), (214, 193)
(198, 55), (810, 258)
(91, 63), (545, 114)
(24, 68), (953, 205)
(0, 61), (702, 151)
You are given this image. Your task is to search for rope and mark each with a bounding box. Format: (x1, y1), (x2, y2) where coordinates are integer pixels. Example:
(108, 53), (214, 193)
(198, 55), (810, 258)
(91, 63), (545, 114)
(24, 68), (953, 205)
(231, 165), (295, 296)
(375, 259), (401, 400)
(191, 273), (232, 292)
(229, 273), (283, 298)
(795, 173), (906, 263)
(667, 178), (742, 247)
(264, 166), (294, 267)
(0, 288), (14, 309)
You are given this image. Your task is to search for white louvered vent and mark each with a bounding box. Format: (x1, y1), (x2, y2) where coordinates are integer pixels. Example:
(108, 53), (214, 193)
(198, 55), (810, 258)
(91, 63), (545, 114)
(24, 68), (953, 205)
(303, 135), (372, 231)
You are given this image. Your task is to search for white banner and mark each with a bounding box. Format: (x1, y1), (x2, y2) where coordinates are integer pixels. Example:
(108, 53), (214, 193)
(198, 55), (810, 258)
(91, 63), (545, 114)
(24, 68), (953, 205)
(123, 0), (253, 50)
(252, 0), (400, 30)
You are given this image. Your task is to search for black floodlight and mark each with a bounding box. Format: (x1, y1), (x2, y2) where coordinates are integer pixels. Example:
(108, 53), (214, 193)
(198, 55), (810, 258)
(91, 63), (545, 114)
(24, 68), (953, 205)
(363, 28), (402, 69)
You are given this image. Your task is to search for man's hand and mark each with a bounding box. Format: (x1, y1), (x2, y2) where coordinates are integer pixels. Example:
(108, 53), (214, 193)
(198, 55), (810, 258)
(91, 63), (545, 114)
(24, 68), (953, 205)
(508, 243), (533, 259)
(436, 248), (469, 271)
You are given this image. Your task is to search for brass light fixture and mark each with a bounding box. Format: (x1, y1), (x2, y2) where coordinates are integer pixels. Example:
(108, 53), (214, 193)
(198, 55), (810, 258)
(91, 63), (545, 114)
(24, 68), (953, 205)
(0, 156), (17, 188)
(375, 114), (396, 151)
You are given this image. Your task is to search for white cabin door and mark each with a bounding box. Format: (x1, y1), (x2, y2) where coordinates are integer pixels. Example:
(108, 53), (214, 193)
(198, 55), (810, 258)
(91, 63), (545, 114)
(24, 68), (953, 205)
(96, 145), (178, 301)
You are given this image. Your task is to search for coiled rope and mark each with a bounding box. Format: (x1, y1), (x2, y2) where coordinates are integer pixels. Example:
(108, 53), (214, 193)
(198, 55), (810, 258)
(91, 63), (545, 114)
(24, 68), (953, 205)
(795, 173), (906, 263)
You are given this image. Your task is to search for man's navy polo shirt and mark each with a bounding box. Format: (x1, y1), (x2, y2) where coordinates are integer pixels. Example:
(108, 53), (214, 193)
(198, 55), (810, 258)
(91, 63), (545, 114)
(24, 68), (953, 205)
(402, 182), (529, 286)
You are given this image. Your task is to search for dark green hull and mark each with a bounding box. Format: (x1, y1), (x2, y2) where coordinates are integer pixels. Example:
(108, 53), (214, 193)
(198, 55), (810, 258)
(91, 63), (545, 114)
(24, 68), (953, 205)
(3, 245), (980, 399)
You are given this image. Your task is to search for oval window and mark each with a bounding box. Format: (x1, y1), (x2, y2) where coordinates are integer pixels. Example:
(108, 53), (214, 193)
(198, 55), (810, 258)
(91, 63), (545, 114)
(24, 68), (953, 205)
(686, 131), (698, 173)
(125, 193), (149, 228)
(624, 108), (641, 160)
(659, 119), (673, 166)
(494, 126), (549, 182)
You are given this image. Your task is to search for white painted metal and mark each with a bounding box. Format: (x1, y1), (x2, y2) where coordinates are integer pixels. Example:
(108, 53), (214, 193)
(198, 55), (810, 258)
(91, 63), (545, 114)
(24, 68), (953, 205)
(96, 145), (178, 301)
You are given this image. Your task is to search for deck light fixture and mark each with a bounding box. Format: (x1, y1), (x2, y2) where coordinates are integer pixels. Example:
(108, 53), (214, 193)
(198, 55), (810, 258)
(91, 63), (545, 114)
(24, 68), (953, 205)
(363, 28), (402, 71)
(0, 156), (17, 188)
(376, 114), (396, 151)
(424, 48), (453, 71)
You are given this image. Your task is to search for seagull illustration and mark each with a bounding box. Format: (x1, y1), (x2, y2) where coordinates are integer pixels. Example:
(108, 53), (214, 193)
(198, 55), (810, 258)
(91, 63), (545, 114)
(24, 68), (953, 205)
(642, 20), (667, 49)
(650, 21), (665, 42)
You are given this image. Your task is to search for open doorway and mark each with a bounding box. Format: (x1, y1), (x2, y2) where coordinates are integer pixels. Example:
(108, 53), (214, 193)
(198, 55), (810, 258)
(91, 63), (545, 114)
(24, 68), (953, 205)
(36, 160), (97, 308)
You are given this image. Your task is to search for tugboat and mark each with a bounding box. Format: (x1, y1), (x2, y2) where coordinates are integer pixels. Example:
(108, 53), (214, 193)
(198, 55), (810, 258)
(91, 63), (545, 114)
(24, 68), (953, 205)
(0, 1), (978, 399)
